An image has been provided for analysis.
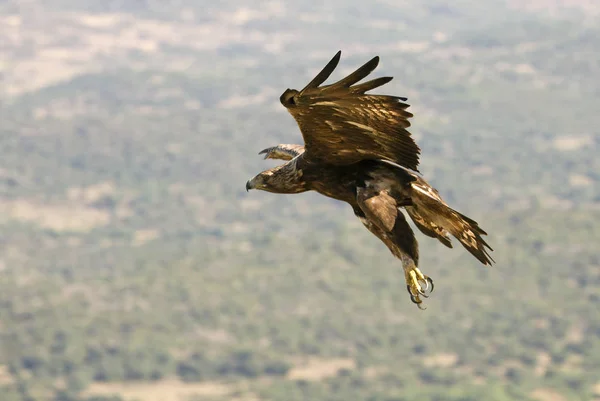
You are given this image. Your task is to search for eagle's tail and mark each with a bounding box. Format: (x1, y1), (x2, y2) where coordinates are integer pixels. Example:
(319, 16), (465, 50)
(406, 178), (495, 266)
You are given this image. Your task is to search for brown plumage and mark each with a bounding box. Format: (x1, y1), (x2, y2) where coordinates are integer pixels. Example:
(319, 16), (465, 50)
(280, 51), (420, 171)
(246, 51), (494, 308)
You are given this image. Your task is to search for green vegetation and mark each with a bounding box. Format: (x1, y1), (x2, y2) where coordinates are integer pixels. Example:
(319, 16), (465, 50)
(1, 1), (599, 400)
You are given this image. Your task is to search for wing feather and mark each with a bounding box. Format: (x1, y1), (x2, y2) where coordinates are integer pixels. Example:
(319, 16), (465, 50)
(350, 77), (396, 95)
(281, 52), (421, 171)
(299, 51), (341, 94)
(319, 55), (381, 92)
(258, 144), (305, 161)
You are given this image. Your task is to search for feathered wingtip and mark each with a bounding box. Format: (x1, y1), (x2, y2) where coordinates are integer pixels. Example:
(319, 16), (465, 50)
(299, 51), (342, 95)
(350, 76), (394, 95)
(299, 51), (397, 96)
(324, 55), (380, 90)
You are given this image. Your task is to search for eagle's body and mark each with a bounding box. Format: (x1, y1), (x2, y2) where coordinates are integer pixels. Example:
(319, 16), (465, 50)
(246, 52), (494, 308)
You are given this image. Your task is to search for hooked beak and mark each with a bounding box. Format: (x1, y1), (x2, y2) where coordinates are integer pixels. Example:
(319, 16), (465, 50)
(245, 180), (252, 192)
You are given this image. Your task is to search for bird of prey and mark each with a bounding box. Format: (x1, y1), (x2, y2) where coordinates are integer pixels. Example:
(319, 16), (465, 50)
(246, 51), (494, 308)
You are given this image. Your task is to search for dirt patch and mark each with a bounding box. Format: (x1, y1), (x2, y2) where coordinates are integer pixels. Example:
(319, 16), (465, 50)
(194, 328), (234, 344)
(133, 229), (160, 246)
(565, 321), (585, 343)
(0, 365), (13, 385)
(553, 135), (593, 151)
(534, 351), (552, 377)
(286, 357), (355, 381)
(423, 352), (459, 368)
(84, 379), (231, 401)
(530, 388), (567, 401)
(569, 174), (594, 188)
(67, 181), (116, 203)
(593, 381), (600, 397)
(363, 366), (388, 379)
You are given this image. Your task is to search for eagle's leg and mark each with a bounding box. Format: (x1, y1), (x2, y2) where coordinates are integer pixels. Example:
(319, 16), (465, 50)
(400, 254), (434, 309)
(352, 202), (434, 309)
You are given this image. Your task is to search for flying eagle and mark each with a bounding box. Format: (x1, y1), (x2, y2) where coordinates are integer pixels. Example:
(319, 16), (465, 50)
(246, 51), (494, 308)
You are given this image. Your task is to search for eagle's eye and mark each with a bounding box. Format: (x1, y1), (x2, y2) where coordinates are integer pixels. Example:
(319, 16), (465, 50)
(280, 89), (297, 106)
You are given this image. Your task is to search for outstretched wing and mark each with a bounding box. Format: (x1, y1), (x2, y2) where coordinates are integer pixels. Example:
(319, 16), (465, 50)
(258, 144), (305, 161)
(280, 51), (420, 171)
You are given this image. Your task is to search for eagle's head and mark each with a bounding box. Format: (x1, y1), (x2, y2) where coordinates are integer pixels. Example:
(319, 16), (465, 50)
(245, 169), (285, 193)
(246, 163), (306, 194)
(245, 172), (268, 192)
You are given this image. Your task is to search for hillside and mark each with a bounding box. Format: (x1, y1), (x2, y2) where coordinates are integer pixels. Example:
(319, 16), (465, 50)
(1, 1), (599, 401)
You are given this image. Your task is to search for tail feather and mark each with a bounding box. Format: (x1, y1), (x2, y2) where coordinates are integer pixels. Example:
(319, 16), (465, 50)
(408, 178), (495, 266)
(406, 208), (453, 249)
(446, 208), (495, 265)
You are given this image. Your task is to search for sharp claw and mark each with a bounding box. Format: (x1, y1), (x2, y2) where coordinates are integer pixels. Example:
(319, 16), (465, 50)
(427, 277), (434, 293)
(417, 280), (428, 296)
(409, 293), (427, 310)
(407, 281), (429, 309)
(409, 293), (420, 304)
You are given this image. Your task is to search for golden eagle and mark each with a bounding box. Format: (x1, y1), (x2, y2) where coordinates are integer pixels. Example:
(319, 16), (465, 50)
(246, 51), (494, 308)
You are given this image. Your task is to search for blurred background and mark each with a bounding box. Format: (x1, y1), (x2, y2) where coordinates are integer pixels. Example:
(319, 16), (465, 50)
(1, 1), (599, 400)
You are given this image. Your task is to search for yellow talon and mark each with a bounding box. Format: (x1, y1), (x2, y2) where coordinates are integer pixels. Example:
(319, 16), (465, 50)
(405, 268), (425, 294)
(404, 266), (434, 308)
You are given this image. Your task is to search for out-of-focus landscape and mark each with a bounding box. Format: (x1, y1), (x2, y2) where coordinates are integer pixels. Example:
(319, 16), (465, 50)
(1, 0), (599, 400)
